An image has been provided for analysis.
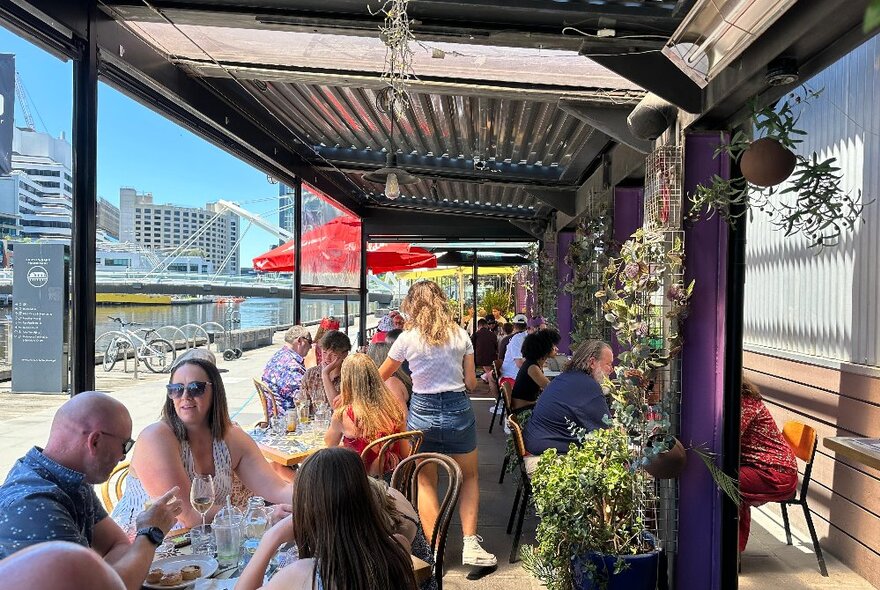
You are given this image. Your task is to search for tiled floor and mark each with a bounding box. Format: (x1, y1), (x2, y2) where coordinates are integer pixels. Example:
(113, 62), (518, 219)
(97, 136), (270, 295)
(0, 335), (874, 589)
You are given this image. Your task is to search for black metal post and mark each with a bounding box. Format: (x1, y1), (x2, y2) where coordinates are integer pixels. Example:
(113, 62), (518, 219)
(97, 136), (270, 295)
(359, 226), (368, 347)
(721, 158), (747, 590)
(293, 178), (302, 325)
(472, 249), (478, 330)
(70, 1), (98, 395)
(343, 296), (350, 336)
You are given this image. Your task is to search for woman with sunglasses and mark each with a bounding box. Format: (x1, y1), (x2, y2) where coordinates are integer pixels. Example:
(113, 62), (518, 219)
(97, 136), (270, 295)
(111, 358), (293, 534)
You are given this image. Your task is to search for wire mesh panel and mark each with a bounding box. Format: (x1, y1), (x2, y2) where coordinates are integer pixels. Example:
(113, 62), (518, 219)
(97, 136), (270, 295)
(644, 145), (684, 231)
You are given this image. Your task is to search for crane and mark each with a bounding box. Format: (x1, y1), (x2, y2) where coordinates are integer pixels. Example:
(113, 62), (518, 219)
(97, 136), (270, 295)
(14, 72), (35, 131)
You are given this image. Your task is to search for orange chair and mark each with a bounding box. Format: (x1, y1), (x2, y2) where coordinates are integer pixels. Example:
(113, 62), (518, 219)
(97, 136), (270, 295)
(777, 421), (828, 576)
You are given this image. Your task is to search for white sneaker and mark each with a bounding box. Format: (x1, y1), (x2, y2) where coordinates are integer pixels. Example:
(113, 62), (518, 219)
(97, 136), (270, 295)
(503, 422), (511, 435)
(462, 535), (497, 567)
(488, 404), (501, 415)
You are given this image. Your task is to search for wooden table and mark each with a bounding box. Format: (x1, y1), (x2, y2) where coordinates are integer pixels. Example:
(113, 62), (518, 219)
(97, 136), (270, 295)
(249, 427), (325, 468)
(823, 437), (880, 471)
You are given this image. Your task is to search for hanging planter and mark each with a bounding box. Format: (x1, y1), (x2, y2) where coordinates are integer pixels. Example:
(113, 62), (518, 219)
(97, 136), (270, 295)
(739, 137), (797, 187)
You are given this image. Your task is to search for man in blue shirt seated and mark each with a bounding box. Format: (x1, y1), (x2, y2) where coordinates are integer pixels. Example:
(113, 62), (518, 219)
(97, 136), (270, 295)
(523, 340), (614, 470)
(0, 391), (182, 590)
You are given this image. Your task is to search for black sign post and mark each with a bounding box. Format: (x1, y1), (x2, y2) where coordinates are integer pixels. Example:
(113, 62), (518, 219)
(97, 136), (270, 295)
(0, 53), (14, 175)
(11, 243), (69, 394)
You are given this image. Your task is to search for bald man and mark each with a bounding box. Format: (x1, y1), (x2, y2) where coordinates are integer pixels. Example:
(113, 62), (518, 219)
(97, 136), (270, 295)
(0, 541), (125, 590)
(0, 392), (182, 590)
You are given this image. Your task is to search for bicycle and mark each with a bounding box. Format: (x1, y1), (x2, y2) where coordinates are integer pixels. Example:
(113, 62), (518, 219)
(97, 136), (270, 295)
(103, 316), (177, 373)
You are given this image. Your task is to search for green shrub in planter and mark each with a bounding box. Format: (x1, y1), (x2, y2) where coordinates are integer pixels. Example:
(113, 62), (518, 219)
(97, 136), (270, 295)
(522, 426), (658, 590)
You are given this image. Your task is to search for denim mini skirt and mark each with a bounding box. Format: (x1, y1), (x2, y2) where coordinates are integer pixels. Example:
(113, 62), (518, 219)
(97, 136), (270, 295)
(408, 390), (477, 455)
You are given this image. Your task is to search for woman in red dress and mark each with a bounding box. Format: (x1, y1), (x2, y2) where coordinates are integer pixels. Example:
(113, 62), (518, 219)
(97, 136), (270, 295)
(739, 375), (798, 552)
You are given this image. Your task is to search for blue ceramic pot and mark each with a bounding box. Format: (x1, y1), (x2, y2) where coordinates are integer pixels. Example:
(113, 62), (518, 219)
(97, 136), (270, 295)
(572, 548), (660, 590)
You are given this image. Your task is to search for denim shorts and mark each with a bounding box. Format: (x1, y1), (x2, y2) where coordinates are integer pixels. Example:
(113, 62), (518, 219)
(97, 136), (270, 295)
(408, 390), (477, 455)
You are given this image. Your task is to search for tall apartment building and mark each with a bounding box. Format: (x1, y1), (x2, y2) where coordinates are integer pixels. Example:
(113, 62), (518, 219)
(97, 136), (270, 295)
(97, 196), (120, 240)
(278, 182), (345, 236)
(0, 127), (73, 241)
(118, 187), (240, 275)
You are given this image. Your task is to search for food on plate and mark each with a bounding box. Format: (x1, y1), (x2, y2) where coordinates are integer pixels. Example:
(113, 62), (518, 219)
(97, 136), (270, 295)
(159, 571), (183, 586)
(180, 565), (202, 580)
(146, 568), (164, 584)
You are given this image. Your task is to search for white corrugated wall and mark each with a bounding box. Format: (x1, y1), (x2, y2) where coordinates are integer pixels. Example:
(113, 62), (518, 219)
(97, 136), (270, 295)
(743, 35), (880, 366)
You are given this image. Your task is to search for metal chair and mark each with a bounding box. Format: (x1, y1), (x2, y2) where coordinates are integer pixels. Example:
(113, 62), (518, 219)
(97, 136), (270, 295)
(488, 359), (505, 433)
(391, 453), (462, 590)
(777, 421), (828, 576)
(505, 414), (532, 563)
(252, 378), (279, 423)
(498, 380), (514, 483)
(359, 430), (424, 477)
(100, 461), (130, 512)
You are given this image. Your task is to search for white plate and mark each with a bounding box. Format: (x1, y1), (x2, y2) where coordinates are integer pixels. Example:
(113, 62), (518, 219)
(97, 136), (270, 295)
(144, 555), (219, 589)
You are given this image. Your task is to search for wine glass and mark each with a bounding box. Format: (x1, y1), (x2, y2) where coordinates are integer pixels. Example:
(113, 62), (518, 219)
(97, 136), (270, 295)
(190, 474), (215, 531)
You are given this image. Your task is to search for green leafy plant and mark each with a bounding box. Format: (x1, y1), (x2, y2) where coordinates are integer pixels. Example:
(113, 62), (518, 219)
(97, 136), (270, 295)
(522, 426), (652, 590)
(866, 0), (880, 33)
(531, 243), (558, 327)
(690, 87), (868, 248)
(479, 288), (511, 318)
(564, 213), (613, 347)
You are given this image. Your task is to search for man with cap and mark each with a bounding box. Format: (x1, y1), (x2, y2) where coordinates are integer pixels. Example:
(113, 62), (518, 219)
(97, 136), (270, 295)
(0, 392), (182, 590)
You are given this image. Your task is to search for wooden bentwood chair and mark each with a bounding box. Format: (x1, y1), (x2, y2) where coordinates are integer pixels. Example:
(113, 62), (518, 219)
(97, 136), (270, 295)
(497, 380), (515, 484)
(359, 430), (424, 477)
(100, 461), (130, 512)
(391, 453), (462, 590)
(488, 359), (505, 434)
(506, 414), (533, 563)
(777, 420), (828, 576)
(252, 378), (279, 426)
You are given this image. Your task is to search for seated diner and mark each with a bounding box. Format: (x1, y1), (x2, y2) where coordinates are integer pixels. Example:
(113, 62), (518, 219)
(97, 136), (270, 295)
(300, 330), (351, 409)
(510, 328), (561, 413)
(262, 325), (313, 412)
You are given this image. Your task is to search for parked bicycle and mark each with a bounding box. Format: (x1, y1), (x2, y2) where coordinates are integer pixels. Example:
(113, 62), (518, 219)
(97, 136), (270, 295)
(103, 316), (177, 373)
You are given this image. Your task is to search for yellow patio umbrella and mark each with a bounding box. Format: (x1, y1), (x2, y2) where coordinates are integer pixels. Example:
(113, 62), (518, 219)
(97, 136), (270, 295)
(396, 266), (519, 280)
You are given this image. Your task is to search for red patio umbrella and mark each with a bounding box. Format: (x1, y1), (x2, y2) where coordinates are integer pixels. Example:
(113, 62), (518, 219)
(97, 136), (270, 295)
(252, 217), (436, 274)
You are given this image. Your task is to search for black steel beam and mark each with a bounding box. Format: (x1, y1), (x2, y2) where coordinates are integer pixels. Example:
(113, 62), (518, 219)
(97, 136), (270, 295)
(363, 207), (532, 241)
(592, 51), (703, 114)
(358, 223), (367, 347)
(559, 128), (614, 185)
(508, 219), (545, 240)
(0, 0), (80, 59)
(314, 147), (566, 186)
(365, 198), (543, 222)
(71, 0), (98, 395)
(293, 178), (302, 325)
(558, 100), (652, 154)
(525, 189), (577, 217)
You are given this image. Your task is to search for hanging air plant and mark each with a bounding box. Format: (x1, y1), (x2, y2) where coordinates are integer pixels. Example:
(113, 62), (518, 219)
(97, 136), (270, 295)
(368, 0), (416, 119)
(690, 86), (869, 248)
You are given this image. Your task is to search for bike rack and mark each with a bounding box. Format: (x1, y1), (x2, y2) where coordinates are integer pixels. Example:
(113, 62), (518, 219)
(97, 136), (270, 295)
(199, 322), (226, 352)
(96, 331), (140, 379)
(158, 325), (192, 352)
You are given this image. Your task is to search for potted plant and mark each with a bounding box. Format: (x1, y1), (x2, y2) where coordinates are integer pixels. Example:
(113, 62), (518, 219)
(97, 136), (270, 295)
(522, 425), (660, 590)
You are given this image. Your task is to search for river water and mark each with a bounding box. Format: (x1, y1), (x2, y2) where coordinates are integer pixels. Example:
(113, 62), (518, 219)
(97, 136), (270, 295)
(94, 297), (362, 338)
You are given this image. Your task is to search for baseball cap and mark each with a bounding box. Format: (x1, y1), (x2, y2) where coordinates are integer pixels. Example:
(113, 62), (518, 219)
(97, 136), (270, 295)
(512, 314), (528, 324)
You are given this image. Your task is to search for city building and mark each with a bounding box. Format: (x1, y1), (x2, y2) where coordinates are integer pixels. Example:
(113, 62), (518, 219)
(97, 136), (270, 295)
(118, 187), (240, 275)
(97, 196), (119, 240)
(278, 181), (347, 238)
(0, 127), (72, 241)
(96, 241), (213, 274)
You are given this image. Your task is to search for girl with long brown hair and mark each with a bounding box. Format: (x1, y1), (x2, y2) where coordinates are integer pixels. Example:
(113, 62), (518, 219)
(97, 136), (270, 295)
(235, 447), (418, 590)
(378, 280), (497, 568)
(324, 353), (407, 476)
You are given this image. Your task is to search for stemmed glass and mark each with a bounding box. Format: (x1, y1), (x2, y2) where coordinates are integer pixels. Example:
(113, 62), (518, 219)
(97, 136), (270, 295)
(190, 474), (215, 531)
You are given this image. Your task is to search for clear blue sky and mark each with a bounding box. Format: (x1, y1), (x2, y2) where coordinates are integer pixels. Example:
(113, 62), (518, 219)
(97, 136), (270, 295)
(0, 25), (283, 267)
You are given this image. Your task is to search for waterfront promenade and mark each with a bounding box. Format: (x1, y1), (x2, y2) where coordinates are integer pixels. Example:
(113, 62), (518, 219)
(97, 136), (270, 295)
(0, 332), (871, 589)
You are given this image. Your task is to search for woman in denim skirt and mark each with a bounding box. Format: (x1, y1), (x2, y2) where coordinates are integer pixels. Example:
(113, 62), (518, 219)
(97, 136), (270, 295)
(380, 281), (497, 568)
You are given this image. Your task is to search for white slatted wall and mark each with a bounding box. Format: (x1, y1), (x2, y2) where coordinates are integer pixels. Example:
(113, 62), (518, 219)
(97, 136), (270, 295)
(743, 35), (880, 366)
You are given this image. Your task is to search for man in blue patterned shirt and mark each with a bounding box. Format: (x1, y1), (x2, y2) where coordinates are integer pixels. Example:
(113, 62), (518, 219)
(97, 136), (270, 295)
(0, 392), (182, 590)
(261, 325), (313, 412)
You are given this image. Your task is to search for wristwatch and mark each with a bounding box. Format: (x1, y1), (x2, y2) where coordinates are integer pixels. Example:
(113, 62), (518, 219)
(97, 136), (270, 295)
(136, 526), (165, 546)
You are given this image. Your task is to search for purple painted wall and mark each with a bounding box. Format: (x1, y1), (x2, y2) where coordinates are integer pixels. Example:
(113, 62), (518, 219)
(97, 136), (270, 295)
(613, 186), (644, 245)
(556, 230), (575, 354)
(677, 132), (731, 590)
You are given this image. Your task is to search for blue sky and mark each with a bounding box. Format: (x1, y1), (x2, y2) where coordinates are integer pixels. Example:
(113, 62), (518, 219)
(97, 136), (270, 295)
(1, 25), (281, 266)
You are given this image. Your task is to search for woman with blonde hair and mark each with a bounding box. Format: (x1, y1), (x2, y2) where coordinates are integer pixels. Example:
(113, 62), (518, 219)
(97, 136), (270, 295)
(367, 341), (412, 406)
(324, 353), (407, 476)
(379, 280), (496, 568)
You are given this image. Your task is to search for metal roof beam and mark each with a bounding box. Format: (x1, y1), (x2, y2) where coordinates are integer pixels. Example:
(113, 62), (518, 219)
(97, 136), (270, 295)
(362, 207), (533, 241)
(558, 100), (652, 154)
(314, 147), (566, 186)
(508, 219), (545, 240)
(592, 51), (703, 114)
(525, 189), (577, 217)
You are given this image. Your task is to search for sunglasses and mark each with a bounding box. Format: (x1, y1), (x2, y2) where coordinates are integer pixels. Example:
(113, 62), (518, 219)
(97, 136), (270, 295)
(166, 381), (212, 399)
(98, 431), (135, 455)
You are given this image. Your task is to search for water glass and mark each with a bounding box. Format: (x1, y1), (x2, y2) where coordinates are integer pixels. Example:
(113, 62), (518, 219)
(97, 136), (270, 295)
(213, 519), (242, 567)
(271, 414), (287, 441)
(191, 524), (215, 556)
